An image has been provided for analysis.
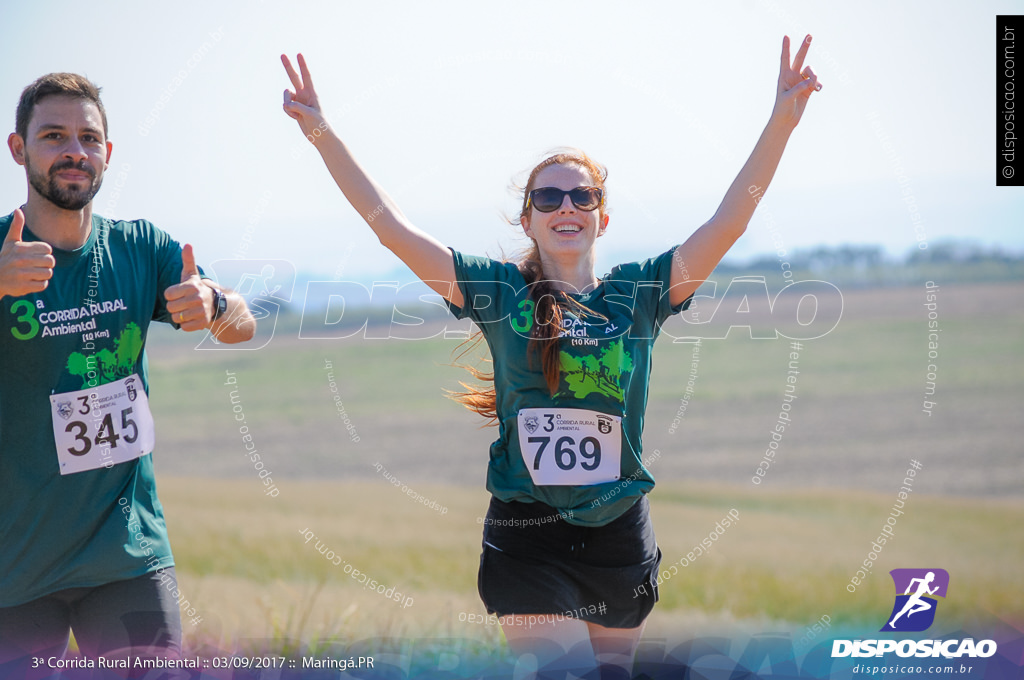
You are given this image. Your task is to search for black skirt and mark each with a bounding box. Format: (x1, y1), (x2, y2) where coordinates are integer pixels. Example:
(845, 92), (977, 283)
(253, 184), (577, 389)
(477, 494), (661, 629)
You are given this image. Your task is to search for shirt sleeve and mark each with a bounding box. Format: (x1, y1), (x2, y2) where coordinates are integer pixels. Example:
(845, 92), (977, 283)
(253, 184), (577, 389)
(147, 222), (207, 327)
(446, 248), (526, 327)
(608, 246), (693, 337)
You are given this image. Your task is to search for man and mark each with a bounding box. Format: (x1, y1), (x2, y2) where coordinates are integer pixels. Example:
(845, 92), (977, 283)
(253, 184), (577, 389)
(0, 73), (256, 668)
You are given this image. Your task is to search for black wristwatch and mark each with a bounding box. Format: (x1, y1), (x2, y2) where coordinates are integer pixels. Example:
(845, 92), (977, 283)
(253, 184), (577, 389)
(211, 288), (228, 322)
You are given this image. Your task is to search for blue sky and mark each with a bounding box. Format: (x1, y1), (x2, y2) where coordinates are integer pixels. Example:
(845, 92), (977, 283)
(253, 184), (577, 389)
(1, 0), (1020, 279)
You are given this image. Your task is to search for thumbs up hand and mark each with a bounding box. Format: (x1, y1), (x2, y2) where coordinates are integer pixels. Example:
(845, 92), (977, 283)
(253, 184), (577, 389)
(164, 243), (215, 331)
(0, 209), (56, 300)
(179, 242), (200, 283)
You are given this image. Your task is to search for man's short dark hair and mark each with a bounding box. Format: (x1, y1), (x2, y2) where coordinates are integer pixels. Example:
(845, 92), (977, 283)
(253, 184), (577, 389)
(16, 73), (108, 141)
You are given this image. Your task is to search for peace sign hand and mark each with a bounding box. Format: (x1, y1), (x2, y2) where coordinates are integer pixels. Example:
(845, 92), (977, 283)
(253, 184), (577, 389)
(281, 53), (328, 139)
(773, 34), (822, 129)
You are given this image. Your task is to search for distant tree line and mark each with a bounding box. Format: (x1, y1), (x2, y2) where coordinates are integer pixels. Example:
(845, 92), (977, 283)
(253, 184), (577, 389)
(713, 241), (1024, 287)
(717, 241), (1022, 273)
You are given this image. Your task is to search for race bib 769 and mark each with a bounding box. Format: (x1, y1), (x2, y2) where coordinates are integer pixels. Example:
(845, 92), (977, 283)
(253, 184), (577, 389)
(517, 408), (621, 486)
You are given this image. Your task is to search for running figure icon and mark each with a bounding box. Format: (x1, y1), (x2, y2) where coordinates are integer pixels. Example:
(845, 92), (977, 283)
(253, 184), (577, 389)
(888, 571), (939, 627)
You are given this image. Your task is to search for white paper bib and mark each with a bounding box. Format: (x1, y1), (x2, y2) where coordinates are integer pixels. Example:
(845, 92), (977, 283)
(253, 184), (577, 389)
(49, 374), (155, 475)
(517, 408), (621, 486)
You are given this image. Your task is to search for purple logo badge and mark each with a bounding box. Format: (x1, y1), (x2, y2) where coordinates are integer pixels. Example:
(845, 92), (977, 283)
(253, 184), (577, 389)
(881, 568), (949, 632)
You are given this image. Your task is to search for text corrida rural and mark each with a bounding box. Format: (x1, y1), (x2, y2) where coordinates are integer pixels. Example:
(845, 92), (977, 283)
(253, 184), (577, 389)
(34, 656), (202, 670)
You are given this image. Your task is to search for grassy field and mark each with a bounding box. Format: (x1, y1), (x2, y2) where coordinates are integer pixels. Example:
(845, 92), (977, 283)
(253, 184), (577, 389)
(134, 281), (1024, 651)
(145, 281), (1024, 495)
(157, 478), (1024, 650)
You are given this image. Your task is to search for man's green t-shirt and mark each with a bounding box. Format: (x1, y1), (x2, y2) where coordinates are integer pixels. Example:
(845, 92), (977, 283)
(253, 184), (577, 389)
(0, 212), (189, 607)
(447, 247), (691, 526)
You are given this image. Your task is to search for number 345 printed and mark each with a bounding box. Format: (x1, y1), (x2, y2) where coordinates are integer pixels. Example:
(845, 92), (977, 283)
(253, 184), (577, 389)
(51, 375), (156, 475)
(62, 394), (140, 456)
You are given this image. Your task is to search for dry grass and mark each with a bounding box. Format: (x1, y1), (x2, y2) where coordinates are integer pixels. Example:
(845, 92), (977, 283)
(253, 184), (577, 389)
(157, 477), (1024, 652)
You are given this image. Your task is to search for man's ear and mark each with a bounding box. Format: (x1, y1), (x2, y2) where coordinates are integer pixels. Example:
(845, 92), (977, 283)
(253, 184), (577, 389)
(8, 133), (25, 167)
(104, 140), (113, 169)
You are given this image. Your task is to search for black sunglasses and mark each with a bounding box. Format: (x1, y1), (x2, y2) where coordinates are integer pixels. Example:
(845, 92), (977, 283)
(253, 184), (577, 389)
(526, 186), (603, 213)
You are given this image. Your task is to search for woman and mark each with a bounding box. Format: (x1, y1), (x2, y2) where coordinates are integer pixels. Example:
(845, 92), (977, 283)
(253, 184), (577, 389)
(281, 35), (820, 678)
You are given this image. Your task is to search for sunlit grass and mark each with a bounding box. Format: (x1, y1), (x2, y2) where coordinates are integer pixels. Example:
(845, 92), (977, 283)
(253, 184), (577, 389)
(158, 477), (1024, 651)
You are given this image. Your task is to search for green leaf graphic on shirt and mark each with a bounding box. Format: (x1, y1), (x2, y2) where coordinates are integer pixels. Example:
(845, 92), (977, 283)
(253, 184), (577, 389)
(115, 323), (143, 370)
(559, 338), (633, 402)
(65, 323), (143, 388)
(97, 348), (118, 382)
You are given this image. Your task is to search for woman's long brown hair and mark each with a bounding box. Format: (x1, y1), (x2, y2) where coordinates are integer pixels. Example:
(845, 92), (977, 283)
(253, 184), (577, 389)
(447, 149), (609, 425)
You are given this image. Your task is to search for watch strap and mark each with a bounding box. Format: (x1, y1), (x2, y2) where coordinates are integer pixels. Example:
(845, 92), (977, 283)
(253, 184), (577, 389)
(211, 288), (227, 321)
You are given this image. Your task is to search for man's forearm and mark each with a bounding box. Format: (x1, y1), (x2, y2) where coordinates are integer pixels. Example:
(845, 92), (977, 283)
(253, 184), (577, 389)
(209, 288), (256, 343)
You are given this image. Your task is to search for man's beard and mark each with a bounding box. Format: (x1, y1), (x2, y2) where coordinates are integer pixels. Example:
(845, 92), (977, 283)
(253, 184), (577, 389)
(26, 155), (103, 211)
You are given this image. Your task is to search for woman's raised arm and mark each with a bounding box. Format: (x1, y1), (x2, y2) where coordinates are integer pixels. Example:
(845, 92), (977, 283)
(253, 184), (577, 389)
(281, 53), (463, 307)
(668, 35), (822, 307)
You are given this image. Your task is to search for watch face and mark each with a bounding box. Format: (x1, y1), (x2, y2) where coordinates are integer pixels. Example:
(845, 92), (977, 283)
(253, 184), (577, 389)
(215, 290), (228, 319)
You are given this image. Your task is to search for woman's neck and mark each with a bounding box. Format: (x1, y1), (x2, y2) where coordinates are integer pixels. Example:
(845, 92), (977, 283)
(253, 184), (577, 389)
(537, 251), (599, 294)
